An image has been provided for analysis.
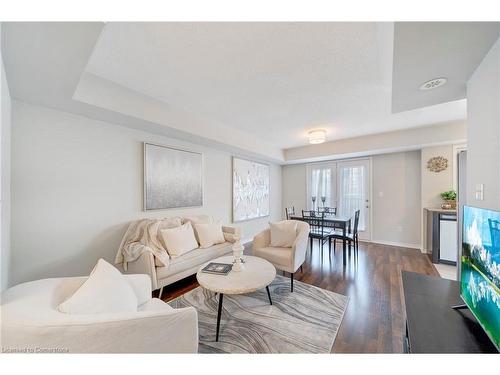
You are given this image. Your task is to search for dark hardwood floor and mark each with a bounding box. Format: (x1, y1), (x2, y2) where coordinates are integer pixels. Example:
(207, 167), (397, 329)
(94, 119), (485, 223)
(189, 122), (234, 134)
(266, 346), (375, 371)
(159, 241), (439, 353)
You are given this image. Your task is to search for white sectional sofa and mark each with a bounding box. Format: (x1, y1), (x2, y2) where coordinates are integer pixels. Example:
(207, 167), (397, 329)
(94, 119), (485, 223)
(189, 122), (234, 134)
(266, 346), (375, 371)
(120, 215), (241, 296)
(1, 274), (198, 353)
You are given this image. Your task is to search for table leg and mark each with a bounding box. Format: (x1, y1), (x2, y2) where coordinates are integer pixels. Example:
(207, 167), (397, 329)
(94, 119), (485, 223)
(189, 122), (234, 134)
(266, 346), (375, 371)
(216, 293), (224, 342)
(348, 218), (352, 256)
(343, 224), (347, 266)
(266, 286), (273, 305)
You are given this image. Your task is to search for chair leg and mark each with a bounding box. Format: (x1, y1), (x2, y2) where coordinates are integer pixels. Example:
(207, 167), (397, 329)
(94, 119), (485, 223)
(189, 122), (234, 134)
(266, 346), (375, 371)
(291, 272), (294, 292)
(333, 239), (336, 254)
(309, 236), (313, 250)
(158, 286), (164, 299)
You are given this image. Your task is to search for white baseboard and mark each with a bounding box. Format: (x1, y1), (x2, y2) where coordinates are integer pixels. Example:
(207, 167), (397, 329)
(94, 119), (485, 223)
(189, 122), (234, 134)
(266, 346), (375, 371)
(368, 239), (422, 251)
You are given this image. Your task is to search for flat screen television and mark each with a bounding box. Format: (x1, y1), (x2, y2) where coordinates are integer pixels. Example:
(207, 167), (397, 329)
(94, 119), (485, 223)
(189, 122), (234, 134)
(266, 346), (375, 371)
(461, 205), (500, 350)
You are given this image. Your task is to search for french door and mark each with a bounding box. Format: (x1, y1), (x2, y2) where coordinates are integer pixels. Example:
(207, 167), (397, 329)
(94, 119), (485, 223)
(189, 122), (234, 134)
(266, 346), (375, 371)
(336, 159), (371, 240)
(306, 162), (337, 211)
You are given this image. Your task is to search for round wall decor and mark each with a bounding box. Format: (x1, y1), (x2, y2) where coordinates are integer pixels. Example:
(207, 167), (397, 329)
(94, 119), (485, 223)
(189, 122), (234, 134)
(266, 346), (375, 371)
(427, 156), (448, 173)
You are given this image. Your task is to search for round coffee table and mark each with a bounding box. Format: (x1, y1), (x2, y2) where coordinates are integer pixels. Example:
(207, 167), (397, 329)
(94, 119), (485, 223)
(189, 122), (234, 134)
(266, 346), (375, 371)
(196, 255), (276, 341)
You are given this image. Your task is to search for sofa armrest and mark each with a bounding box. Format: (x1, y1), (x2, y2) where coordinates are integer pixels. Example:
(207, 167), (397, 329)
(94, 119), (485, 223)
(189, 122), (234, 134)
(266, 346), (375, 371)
(292, 232), (309, 271)
(222, 225), (241, 243)
(124, 274), (152, 306)
(291, 222), (310, 272)
(123, 252), (159, 290)
(252, 229), (271, 251)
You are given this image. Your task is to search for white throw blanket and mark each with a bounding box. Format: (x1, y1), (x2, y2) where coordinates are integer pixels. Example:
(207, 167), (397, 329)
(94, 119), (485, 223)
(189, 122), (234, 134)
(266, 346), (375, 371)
(115, 219), (170, 270)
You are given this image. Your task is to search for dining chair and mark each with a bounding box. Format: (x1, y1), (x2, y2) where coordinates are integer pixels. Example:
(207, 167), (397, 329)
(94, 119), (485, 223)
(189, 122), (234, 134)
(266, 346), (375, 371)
(330, 209), (360, 256)
(318, 207), (337, 215)
(302, 210), (316, 218)
(285, 206), (295, 220)
(302, 212), (332, 253)
(326, 207), (337, 215)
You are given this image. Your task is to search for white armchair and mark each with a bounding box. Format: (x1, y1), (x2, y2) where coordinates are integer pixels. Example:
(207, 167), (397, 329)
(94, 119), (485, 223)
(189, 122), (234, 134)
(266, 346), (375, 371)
(252, 220), (310, 292)
(1, 274), (198, 353)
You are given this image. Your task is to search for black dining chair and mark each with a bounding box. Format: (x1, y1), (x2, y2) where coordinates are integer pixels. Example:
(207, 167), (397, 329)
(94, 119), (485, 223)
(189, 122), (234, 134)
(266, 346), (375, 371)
(302, 211), (332, 253)
(302, 210), (316, 218)
(318, 206), (337, 215)
(330, 209), (360, 256)
(285, 206), (295, 220)
(326, 207), (337, 215)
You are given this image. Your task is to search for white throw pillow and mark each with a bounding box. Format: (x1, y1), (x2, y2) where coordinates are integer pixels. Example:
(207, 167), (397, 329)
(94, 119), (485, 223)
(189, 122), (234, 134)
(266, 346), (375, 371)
(270, 221), (298, 247)
(194, 222), (226, 248)
(157, 217), (183, 252)
(160, 222), (199, 258)
(183, 215), (214, 243)
(58, 258), (138, 314)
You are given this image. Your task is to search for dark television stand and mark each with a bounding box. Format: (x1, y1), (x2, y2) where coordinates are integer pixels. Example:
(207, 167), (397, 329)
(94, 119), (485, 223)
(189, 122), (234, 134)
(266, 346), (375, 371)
(402, 271), (497, 353)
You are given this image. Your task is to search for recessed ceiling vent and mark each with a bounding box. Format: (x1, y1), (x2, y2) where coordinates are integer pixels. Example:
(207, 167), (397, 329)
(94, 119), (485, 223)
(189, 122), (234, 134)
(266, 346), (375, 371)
(419, 78), (447, 91)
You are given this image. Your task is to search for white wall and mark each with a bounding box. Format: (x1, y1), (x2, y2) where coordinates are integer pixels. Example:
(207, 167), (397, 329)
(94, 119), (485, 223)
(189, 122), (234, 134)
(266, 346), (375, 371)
(282, 164), (307, 216)
(421, 145), (455, 208)
(282, 150), (422, 248)
(420, 144), (456, 251)
(1, 33), (12, 291)
(372, 151), (421, 248)
(466, 38), (500, 211)
(10, 101), (282, 286)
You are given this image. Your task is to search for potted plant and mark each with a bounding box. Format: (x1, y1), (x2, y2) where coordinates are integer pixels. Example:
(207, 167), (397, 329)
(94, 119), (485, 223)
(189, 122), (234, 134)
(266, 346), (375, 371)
(440, 190), (457, 209)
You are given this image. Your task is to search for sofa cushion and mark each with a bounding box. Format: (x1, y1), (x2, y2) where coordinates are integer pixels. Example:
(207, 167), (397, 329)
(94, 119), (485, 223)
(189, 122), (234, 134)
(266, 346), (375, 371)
(183, 215), (214, 243)
(58, 259), (138, 315)
(253, 246), (293, 270)
(156, 242), (232, 280)
(157, 217), (183, 250)
(194, 222), (226, 248)
(269, 221), (298, 247)
(160, 222), (199, 258)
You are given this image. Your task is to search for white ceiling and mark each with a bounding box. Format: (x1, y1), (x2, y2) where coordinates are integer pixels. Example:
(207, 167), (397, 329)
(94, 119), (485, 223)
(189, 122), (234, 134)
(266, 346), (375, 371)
(1, 22), (283, 162)
(2, 22), (496, 161)
(85, 22), (467, 149)
(392, 22), (500, 113)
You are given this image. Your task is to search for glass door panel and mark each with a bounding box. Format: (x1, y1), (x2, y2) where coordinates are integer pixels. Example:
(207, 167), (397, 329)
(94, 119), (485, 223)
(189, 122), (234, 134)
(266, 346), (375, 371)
(337, 159), (371, 240)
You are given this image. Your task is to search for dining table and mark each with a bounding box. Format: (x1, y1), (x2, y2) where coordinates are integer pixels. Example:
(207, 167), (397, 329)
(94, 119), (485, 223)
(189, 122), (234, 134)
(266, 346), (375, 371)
(289, 213), (353, 266)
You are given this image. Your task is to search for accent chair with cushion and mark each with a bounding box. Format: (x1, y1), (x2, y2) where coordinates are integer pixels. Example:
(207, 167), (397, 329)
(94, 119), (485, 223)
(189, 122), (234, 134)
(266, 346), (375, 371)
(1, 259), (198, 353)
(252, 220), (310, 292)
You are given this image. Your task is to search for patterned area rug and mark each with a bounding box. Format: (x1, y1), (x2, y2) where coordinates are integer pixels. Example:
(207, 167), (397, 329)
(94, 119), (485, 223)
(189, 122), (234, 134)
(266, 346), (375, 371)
(169, 275), (349, 353)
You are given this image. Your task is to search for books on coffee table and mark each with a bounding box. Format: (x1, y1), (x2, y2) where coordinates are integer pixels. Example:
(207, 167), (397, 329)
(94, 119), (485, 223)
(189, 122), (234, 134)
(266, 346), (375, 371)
(201, 262), (233, 275)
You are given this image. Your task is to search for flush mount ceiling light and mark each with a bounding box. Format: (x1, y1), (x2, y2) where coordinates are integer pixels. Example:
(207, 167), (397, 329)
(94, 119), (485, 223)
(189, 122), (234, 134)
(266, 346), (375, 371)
(419, 77), (447, 91)
(308, 129), (327, 144)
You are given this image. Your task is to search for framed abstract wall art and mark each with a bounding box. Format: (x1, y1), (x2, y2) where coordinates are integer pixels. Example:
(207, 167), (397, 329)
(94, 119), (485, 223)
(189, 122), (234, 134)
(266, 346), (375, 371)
(144, 143), (203, 210)
(232, 157), (270, 222)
